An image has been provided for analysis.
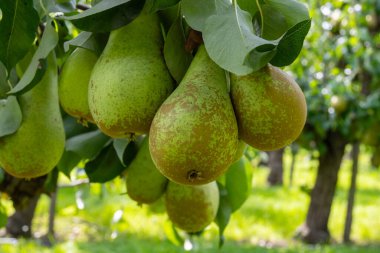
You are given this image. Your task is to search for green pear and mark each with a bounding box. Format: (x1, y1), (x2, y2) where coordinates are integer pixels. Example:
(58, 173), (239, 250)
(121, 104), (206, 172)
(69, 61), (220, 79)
(59, 47), (98, 124)
(88, 12), (173, 138)
(165, 181), (219, 232)
(0, 53), (65, 178)
(149, 45), (239, 185)
(233, 140), (247, 162)
(231, 65), (307, 151)
(126, 137), (168, 204)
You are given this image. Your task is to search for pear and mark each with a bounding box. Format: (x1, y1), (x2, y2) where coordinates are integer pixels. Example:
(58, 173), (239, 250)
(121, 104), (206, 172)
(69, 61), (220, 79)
(88, 12), (173, 138)
(233, 140), (247, 162)
(231, 65), (307, 151)
(126, 137), (168, 204)
(59, 48), (98, 124)
(165, 181), (219, 233)
(149, 45), (239, 185)
(0, 53), (65, 178)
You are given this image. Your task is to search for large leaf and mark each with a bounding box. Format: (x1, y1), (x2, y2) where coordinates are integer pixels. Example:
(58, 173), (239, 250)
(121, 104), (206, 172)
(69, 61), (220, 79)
(0, 96), (22, 137)
(57, 150), (82, 178)
(164, 17), (193, 83)
(84, 145), (126, 183)
(113, 138), (130, 166)
(60, 0), (144, 32)
(270, 19), (311, 67)
(224, 156), (253, 212)
(181, 0), (230, 32)
(0, 0), (39, 71)
(65, 130), (110, 160)
(150, 0), (181, 12)
(8, 18), (59, 95)
(63, 32), (94, 52)
(236, 0), (258, 16)
(214, 183), (232, 248)
(203, 4), (277, 75)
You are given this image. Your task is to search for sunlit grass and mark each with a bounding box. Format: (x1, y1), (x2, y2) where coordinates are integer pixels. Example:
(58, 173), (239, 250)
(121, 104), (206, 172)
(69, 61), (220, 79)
(1, 145), (380, 252)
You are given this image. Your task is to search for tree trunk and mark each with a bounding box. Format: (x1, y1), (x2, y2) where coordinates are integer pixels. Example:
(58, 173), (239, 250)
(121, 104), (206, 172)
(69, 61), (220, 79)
(343, 142), (360, 243)
(296, 131), (347, 244)
(0, 172), (47, 238)
(289, 144), (299, 187)
(267, 148), (284, 186)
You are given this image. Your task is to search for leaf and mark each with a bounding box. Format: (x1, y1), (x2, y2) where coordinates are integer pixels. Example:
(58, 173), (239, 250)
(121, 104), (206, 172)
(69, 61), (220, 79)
(8, 18), (59, 95)
(237, 0), (258, 16)
(164, 17), (193, 83)
(63, 115), (95, 139)
(0, 96), (22, 137)
(150, 0), (181, 12)
(270, 19), (311, 67)
(203, 4), (277, 75)
(259, 0), (309, 40)
(44, 167), (59, 193)
(63, 31), (92, 52)
(65, 130), (110, 160)
(0, 203), (7, 228)
(224, 156), (253, 212)
(113, 138), (130, 166)
(0, 62), (9, 98)
(214, 183), (232, 248)
(57, 150), (81, 178)
(163, 219), (184, 246)
(33, 0), (76, 18)
(122, 141), (139, 168)
(60, 0), (145, 32)
(181, 0), (230, 32)
(0, 0), (39, 71)
(85, 145), (126, 183)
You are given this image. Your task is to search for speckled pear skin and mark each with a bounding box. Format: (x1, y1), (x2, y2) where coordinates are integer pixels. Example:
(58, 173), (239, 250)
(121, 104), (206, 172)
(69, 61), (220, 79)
(165, 181), (219, 232)
(149, 45), (239, 185)
(126, 137), (168, 204)
(88, 13), (173, 138)
(0, 54), (65, 178)
(59, 48), (98, 124)
(231, 65), (307, 151)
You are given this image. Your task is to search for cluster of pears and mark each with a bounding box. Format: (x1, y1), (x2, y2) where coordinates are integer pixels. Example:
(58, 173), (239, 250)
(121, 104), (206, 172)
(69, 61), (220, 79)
(57, 8), (306, 232)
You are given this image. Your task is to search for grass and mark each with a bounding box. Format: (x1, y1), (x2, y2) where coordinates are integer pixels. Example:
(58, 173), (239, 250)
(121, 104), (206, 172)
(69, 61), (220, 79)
(1, 145), (380, 252)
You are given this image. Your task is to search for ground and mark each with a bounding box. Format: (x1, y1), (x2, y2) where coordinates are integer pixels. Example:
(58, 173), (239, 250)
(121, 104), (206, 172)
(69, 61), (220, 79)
(0, 146), (379, 252)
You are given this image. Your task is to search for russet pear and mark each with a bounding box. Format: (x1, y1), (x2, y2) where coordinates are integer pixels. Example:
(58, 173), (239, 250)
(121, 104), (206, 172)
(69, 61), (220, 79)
(231, 65), (307, 151)
(88, 12), (173, 138)
(149, 45), (239, 185)
(0, 53), (65, 178)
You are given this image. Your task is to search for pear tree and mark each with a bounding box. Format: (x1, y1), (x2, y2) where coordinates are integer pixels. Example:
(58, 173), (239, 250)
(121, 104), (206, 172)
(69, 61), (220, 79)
(0, 0), (311, 246)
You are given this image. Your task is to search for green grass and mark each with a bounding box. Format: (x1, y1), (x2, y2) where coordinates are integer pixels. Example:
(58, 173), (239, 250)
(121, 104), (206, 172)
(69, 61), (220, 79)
(1, 146), (380, 252)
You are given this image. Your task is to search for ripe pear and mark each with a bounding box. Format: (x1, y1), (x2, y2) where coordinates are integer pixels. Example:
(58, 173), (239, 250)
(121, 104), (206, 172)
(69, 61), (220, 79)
(149, 45), (239, 185)
(88, 12), (173, 138)
(231, 65), (307, 151)
(59, 47), (98, 124)
(0, 53), (65, 178)
(126, 137), (168, 204)
(165, 181), (219, 233)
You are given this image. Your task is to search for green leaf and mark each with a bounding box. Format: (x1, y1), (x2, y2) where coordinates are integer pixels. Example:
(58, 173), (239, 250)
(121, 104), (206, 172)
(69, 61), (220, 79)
(0, 96), (22, 137)
(33, 0), (76, 18)
(44, 167), (59, 193)
(0, 62), (9, 98)
(225, 156), (253, 212)
(122, 141), (139, 168)
(203, 4), (277, 75)
(8, 18), (59, 95)
(63, 31), (92, 52)
(256, 0), (309, 41)
(164, 17), (193, 83)
(215, 183), (232, 248)
(57, 151), (81, 178)
(63, 115), (95, 139)
(163, 219), (184, 246)
(181, 0), (230, 32)
(270, 19), (311, 67)
(237, 0), (258, 16)
(84, 145), (126, 183)
(60, 0), (145, 32)
(113, 138), (130, 166)
(65, 130), (110, 160)
(0, 203), (7, 228)
(150, 0), (180, 12)
(0, 0), (39, 71)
